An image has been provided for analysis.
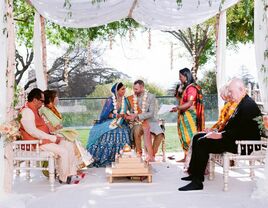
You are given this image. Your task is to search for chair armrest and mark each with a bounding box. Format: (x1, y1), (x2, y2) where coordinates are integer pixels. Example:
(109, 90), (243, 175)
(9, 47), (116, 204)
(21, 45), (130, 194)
(13, 140), (41, 145)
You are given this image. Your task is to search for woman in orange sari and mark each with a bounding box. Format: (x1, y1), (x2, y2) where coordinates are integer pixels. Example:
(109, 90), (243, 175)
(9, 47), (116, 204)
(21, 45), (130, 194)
(208, 85), (238, 132)
(171, 68), (205, 162)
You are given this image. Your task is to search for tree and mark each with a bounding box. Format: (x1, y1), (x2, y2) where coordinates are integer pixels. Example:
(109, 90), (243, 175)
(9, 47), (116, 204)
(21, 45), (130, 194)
(167, 22), (215, 80)
(227, 0), (254, 45)
(89, 79), (166, 98)
(238, 65), (257, 94)
(197, 70), (217, 95)
(15, 48), (33, 86)
(13, 0), (139, 89)
(166, 0), (254, 81)
(47, 46), (130, 97)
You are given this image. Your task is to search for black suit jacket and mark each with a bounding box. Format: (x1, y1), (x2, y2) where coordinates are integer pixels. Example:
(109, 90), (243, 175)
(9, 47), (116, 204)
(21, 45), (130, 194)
(221, 95), (261, 153)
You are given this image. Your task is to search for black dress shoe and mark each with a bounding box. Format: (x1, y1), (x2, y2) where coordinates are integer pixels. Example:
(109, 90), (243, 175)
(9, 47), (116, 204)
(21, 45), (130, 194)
(181, 175), (193, 181)
(181, 175), (204, 182)
(178, 180), (203, 191)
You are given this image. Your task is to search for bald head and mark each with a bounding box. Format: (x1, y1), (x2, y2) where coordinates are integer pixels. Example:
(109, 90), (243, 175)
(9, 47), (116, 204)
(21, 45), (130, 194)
(228, 78), (246, 102)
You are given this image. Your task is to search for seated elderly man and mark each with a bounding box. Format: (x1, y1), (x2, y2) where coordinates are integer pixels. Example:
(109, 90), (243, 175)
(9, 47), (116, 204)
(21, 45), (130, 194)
(19, 88), (81, 184)
(178, 78), (261, 191)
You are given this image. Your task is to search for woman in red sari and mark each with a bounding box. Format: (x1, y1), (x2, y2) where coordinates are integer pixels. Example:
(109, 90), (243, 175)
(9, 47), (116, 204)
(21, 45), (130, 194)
(171, 68), (205, 162)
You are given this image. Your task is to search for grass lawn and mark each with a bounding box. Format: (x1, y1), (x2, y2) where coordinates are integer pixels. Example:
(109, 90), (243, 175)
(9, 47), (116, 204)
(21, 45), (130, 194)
(76, 126), (182, 153)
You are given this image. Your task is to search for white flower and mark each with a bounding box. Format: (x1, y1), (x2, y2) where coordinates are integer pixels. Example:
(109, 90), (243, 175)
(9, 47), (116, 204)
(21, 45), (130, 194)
(133, 90), (148, 123)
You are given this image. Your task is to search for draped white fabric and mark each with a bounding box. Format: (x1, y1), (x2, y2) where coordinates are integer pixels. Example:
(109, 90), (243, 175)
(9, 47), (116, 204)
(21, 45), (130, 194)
(0, 0), (7, 195)
(252, 0), (268, 199)
(30, 0), (239, 30)
(0, 136), (4, 196)
(254, 0), (268, 112)
(216, 11), (227, 111)
(34, 12), (47, 90)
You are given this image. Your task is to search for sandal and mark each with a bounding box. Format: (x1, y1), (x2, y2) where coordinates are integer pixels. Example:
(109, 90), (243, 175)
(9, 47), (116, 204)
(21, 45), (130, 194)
(167, 155), (175, 160)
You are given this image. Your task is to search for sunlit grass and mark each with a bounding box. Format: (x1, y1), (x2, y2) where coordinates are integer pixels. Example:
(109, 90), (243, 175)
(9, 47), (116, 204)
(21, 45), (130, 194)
(76, 126), (182, 152)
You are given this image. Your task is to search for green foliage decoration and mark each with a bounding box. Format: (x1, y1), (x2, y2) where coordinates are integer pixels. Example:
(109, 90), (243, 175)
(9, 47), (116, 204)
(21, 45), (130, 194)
(14, 0), (139, 48)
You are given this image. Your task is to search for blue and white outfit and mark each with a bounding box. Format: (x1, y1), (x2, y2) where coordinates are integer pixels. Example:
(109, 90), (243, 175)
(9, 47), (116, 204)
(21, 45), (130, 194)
(86, 83), (131, 167)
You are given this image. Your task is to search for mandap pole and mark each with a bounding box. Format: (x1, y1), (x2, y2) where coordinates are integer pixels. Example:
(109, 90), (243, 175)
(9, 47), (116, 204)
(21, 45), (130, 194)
(6, 0), (16, 121)
(40, 15), (48, 85)
(215, 10), (227, 113)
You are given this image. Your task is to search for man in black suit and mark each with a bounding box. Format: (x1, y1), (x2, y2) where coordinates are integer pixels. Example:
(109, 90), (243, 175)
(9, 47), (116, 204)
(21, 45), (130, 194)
(178, 78), (261, 191)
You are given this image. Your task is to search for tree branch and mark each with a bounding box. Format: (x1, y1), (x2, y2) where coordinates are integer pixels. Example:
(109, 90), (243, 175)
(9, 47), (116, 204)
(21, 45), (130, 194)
(24, 78), (36, 90)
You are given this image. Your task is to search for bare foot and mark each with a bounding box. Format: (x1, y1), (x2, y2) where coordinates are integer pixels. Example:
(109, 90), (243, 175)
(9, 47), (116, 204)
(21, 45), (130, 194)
(145, 156), (155, 163)
(136, 152), (142, 158)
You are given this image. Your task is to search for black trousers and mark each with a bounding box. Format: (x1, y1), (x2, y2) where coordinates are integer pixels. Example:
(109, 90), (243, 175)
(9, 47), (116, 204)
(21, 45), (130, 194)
(188, 133), (226, 180)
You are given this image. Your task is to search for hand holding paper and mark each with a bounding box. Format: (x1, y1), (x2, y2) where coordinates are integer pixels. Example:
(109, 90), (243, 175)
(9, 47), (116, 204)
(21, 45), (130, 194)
(158, 104), (177, 115)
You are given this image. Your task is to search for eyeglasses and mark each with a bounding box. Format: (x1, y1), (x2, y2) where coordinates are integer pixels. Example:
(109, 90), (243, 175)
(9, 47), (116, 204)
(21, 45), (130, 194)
(39, 99), (45, 103)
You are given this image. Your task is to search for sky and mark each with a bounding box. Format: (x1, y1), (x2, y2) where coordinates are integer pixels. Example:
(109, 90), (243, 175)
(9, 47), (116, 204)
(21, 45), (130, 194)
(100, 30), (258, 90)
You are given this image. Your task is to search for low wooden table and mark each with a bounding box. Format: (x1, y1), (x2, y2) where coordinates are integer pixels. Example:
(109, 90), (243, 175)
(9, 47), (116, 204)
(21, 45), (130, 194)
(106, 157), (152, 183)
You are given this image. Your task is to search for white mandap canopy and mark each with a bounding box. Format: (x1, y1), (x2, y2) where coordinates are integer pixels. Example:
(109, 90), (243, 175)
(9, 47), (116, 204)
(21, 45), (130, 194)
(30, 0), (238, 30)
(0, 0), (268, 194)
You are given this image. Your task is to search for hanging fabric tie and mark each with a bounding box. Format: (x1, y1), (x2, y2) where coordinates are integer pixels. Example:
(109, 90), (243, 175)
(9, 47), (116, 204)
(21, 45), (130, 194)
(148, 28), (151, 49)
(63, 55), (69, 84)
(129, 28), (133, 42)
(170, 42), (173, 70)
(127, 0), (138, 18)
(87, 40), (92, 65)
(109, 33), (113, 50)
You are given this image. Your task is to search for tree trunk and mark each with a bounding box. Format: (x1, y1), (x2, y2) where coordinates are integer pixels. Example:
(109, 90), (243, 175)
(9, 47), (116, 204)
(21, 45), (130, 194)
(192, 54), (199, 81)
(6, 0), (16, 121)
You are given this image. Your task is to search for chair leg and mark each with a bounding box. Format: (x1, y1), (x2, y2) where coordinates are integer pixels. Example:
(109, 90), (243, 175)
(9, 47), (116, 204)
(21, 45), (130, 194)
(223, 154), (229, 191)
(208, 154), (214, 180)
(48, 156), (55, 192)
(16, 160), (20, 176)
(26, 160), (31, 180)
(249, 160), (255, 178)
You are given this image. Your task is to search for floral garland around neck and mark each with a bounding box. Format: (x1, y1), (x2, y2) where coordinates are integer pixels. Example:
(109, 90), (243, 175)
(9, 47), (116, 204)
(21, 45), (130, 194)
(133, 90), (148, 124)
(109, 94), (126, 129)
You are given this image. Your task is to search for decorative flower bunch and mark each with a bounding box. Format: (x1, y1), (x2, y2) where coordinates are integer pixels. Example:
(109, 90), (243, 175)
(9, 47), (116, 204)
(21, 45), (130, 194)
(0, 119), (21, 146)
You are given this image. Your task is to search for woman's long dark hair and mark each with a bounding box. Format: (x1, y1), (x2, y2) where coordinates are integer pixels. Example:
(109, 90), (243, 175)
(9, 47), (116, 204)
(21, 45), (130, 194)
(43, 90), (57, 106)
(179, 68), (195, 88)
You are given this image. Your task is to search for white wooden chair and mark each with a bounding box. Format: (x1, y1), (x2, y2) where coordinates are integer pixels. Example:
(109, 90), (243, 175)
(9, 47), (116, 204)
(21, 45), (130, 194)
(13, 140), (56, 192)
(208, 138), (268, 191)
